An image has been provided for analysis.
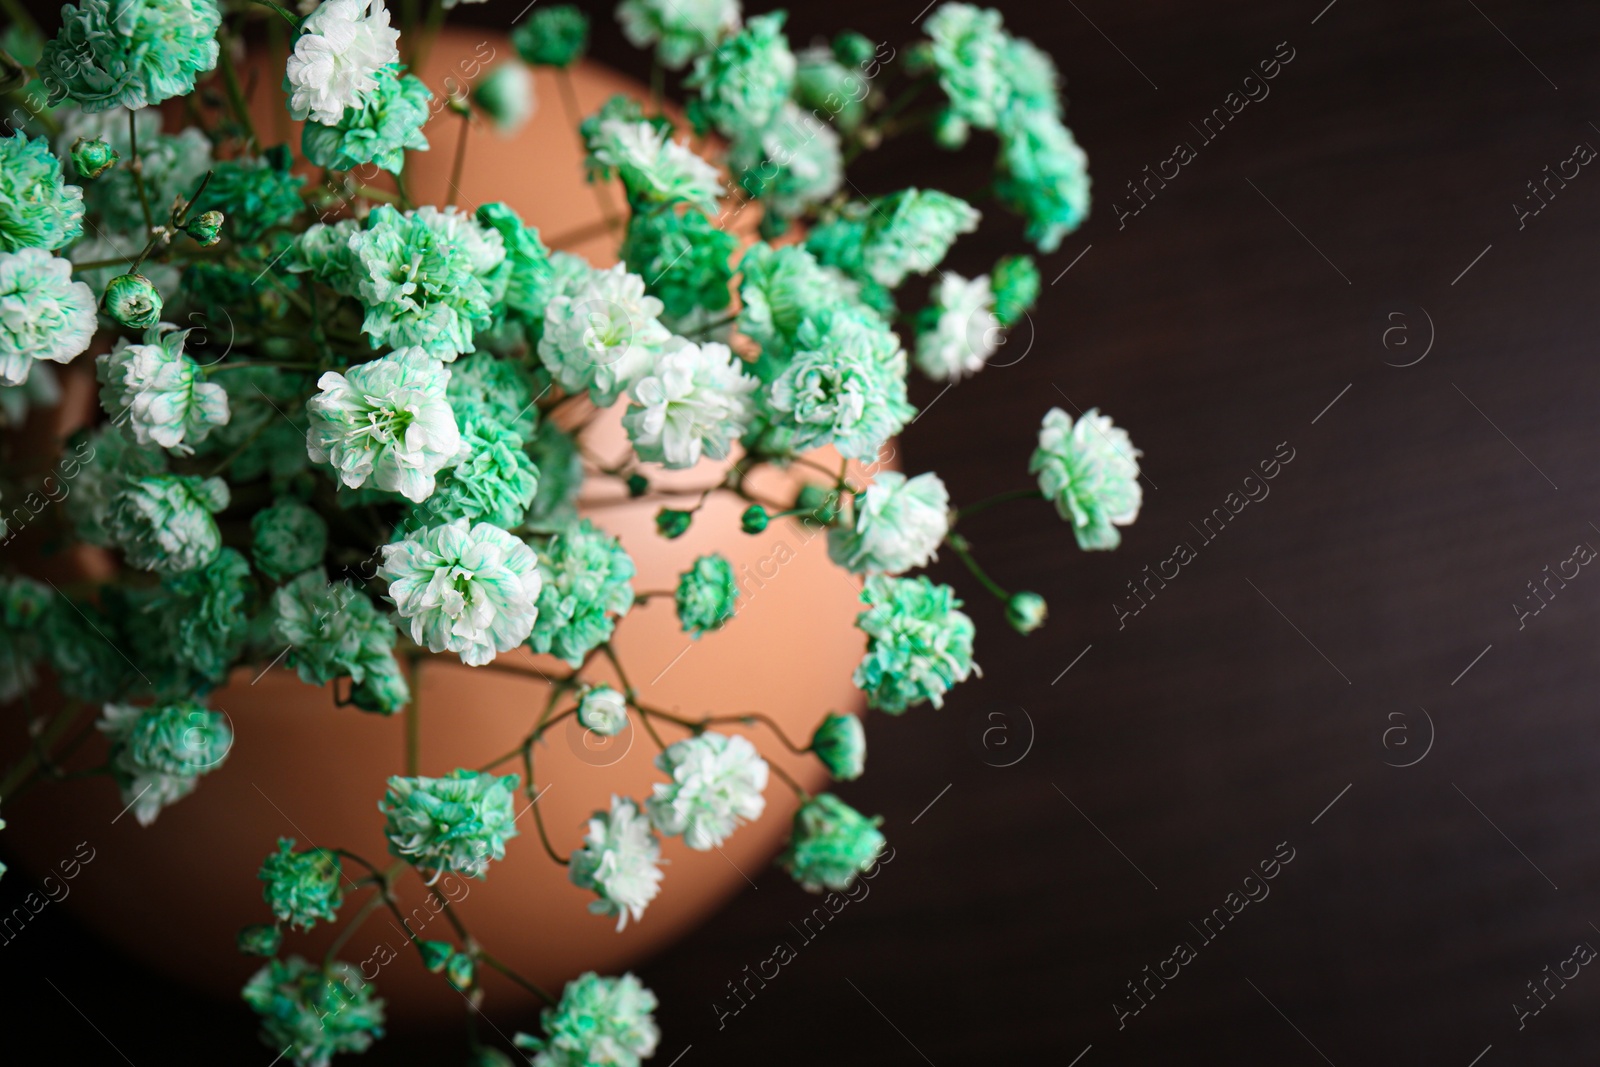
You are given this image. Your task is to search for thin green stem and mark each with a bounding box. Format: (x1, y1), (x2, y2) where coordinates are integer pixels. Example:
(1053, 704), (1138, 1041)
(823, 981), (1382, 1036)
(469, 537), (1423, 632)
(249, 0), (301, 26)
(405, 656), (422, 776)
(946, 532), (1010, 601)
(128, 110), (154, 234)
(325, 892), (386, 965)
(445, 110), (471, 209)
(522, 744), (568, 866)
(216, 41), (260, 150)
(555, 66), (623, 232)
(0, 701), (87, 800)
(955, 488), (1044, 522)
(479, 950), (558, 1005)
(767, 758), (808, 799)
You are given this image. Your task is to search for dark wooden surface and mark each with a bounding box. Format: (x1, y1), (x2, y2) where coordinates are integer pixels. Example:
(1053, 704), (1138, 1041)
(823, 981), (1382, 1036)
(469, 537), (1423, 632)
(9, 0), (1600, 1062)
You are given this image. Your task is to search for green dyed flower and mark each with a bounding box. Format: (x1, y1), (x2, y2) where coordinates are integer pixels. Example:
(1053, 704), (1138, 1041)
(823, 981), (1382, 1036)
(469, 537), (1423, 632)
(779, 793), (886, 892)
(259, 838), (345, 931)
(622, 337), (754, 468)
(192, 155), (305, 243)
(996, 111), (1090, 253)
(285, 0), (401, 125)
(989, 254), (1038, 327)
(142, 545), (253, 688)
(646, 731), (767, 850)
(794, 46), (868, 132)
(528, 519), (636, 666)
(473, 63), (535, 134)
(618, 0), (739, 69)
(1006, 590), (1047, 633)
(43, 591), (141, 703)
(729, 102), (843, 226)
(654, 507), (692, 539)
(97, 324), (230, 454)
(592, 120), (722, 215)
(57, 112), (212, 233)
(622, 205), (735, 321)
(272, 568), (401, 695)
(853, 574), (976, 713)
(419, 408), (539, 528)
(1030, 406), (1141, 550)
(736, 243), (848, 368)
(675, 553), (738, 637)
(302, 64), (432, 175)
(913, 272), (1000, 382)
(349, 655), (410, 716)
(107, 473), (228, 574)
(765, 307), (915, 461)
(252, 499), (329, 582)
(577, 685), (629, 737)
(242, 956), (386, 1067)
(99, 699), (232, 825)
(515, 972), (659, 1067)
(381, 769), (521, 879)
(0, 130), (84, 252)
(38, 0), (221, 111)
(381, 519), (542, 666)
(569, 795), (663, 930)
(512, 4), (589, 67)
(829, 471), (950, 576)
(306, 347), (461, 502)
(237, 923), (282, 957)
(183, 209), (224, 246)
(920, 3), (1009, 129)
(525, 421), (583, 533)
(447, 348), (539, 440)
(0, 247), (96, 387)
(69, 136), (118, 179)
(538, 263), (671, 406)
(197, 367), (314, 484)
(101, 272), (162, 330)
(687, 11), (796, 139)
(0, 575), (51, 703)
(860, 188), (980, 288)
(63, 424), (166, 546)
(810, 711), (865, 780)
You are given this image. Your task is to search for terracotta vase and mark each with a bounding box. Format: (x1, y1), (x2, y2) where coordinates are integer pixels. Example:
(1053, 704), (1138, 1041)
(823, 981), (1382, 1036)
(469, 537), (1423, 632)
(0, 30), (872, 1019)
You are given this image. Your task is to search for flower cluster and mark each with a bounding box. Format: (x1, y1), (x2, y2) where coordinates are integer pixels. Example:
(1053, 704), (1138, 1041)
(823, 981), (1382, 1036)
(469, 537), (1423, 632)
(258, 839), (346, 932)
(380, 770), (520, 879)
(569, 796), (664, 930)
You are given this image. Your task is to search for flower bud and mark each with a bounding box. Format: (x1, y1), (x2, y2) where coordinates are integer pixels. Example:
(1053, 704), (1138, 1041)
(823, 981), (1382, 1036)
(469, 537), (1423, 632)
(626, 472), (649, 498)
(740, 505), (768, 534)
(511, 4), (589, 67)
(809, 711), (865, 781)
(472, 63), (535, 134)
(655, 507), (692, 539)
(419, 940), (453, 973)
(70, 136), (118, 179)
(237, 923), (282, 957)
(184, 209), (224, 247)
(1006, 591), (1048, 634)
(445, 951), (475, 991)
(102, 272), (162, 330)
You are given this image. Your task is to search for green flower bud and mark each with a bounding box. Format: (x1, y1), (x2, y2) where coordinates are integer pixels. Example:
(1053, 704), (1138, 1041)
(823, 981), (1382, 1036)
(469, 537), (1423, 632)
(512, 4), (589, 67)
(740, 505), (769, 534)
(1006, 591), (1047, 634)
(70, 136), (118, 179)
(990, 255), (1040, 328)
(810, 711), (865, 780)
(655, 507), (692, 539)
(932, 107), (970, 149)
(184, 209), (224, 247)
(472, 63), (535, 134)
(832, 31), (877, 68)
(779, 793), (886, 892)
(102, 273), (163, 330)
(445, 951), (475, 991)
(419, 940), (453, 973)
(626, 472), (650, 498)
(795, 483), (840, 526)
(237, 923), (282, 957)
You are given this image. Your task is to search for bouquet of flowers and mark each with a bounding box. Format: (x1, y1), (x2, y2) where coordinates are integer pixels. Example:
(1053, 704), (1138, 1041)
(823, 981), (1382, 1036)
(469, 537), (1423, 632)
(0, 0), (1141, 1061)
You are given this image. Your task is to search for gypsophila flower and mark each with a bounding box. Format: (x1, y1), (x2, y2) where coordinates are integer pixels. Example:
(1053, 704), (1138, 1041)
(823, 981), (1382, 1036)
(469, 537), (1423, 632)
(242, 957), (386, 1067)
(618, 0), (739, 70)
(729, 102), (843, 225)
(1006, 590), (1047, 633)
(0, 575), (51, 703)
(646, 731), (767, 850)
(39, 0), (221, 112)
(989, 254), (1038, 327)
(97, 325), (230, 455)
(143, 546), (252, 688)
(474, 203), (569, 345)
(859, 188), (980, 288)
(512, 4), (589, 67)
(259, 838), (345, 931)
(578, 685), (629, 737)
(70, 136), (118, 179)
(675, 554), (738, 637)
(913, 272), (1000, 382)
(794, 46), (867, 132)
(192, 155), (305, 242)
(736, 243), (848, 365)
(853, 574), (976, 713)
(920, 3), (1010, 129)
(446, 344), (539, 438)
(306, 347), (461, 502)
(420, 409), (540, 529)
(101, 273), (162, 330)
(809, 711), (865, 780)
(99, 699), (232, 825)
(43, 592), (141, 703)
(622, 338), (755, 469)
(381, 519), (541, 666)
(237, 923), (282, 957)
(302, 64), (432, 175)
(473, 63), (536, 133)
(381, 769), (520, 878)
(107, 473), (229, 574)
(286, 0), (401, 125)
(0, 131), (84, 253)
(766, 307), (915, 461)
(1030, 406), (1141, 550)
(528, 519), (635, 665)
(252, 498), (329, 582)
(569, 795), (664, 930)
(525, 421), (584, 533)
(184, 210), (224, 246)
(686, 11), (796, 139)
(56, 112), (212, 234)
(996, 111), (1090, 252)
(537, 263), (671, 406)
(593, 120), (722, 214)
(779, 793), (886, 892)
(829, 471), (950, 575)
(64, 423), (166, 547)
(622, 205), (737, 322)
(0, 247), (95, 386)
(273, 569), (401, 690)
(350, 655), (410, 715)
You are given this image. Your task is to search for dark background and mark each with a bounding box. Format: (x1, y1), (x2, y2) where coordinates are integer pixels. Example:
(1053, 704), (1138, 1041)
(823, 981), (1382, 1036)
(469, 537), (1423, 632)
(8, 0), (1600, 1063)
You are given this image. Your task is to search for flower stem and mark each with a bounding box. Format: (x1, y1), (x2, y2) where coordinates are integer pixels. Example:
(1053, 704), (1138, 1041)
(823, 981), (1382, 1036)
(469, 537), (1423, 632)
(945, 532), (1010, 601)
(479, 950), (558, 1005)
(554, 66), (623, 234)
(324, 892), (386, 966)
(955, 487), (1043, 522)
(127, 110), (154, 235)
(521, 744), (568, 866)
(0, 700), (87, 801)
(405, 657), (422, 776)
(216, 40), (259, 151)
(445, 110), (470, 209)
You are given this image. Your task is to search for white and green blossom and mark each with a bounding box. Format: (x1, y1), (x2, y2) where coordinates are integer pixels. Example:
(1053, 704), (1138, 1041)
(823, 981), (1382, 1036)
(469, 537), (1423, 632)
(1030, 406), (1141, 550)
(97, 325), (230, 455)
(528, 519), (635, 666)
(242, 957), (386, 1067)
(107, 474), (229, 574)
(537, 263), (671, 406)
(380, 518), (542, 667)
(829, 471), (949, 575)
(914, 272), (1000, 381)
(622, 338), (755, 469)
(779, 792), (885, 892)
(39, 0), (221, 112)
(853, 575), (976, 713)
(675, 553), (738, 637)
(646, 731), (767, 850)
(0, 131), (85, 253)
(809, 711), (865, 780)
(99, 700), (232, 825)
(473, 62), (536, 134)
(0, 247), (95, 386)
(568, 795), (664, 930)
(285, 0), (402, 124)
(766, 307), (915, 461)
(306, 347), (461, 503)
(578, 685), (629, 737)
(592, 119), (722, 214)
(617, 0), (738, 69)
(381, 769), (520, 878)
